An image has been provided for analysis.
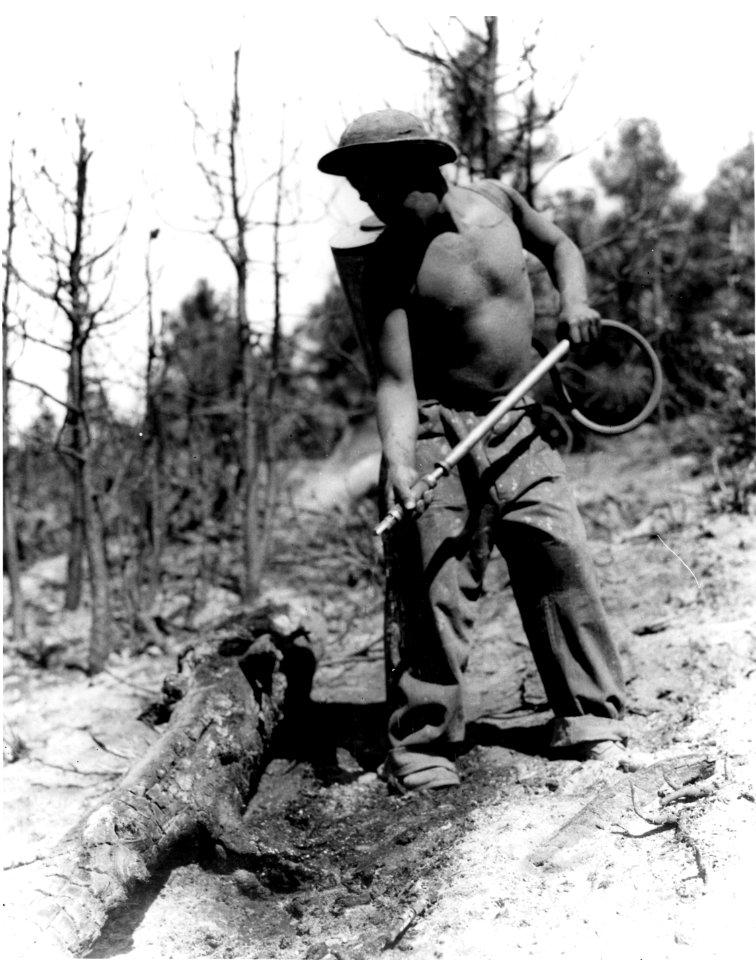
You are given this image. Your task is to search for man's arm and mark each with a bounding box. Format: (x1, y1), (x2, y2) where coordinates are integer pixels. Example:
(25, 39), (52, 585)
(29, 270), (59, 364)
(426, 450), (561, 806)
(501, 185), (601, 343)
(374, 306), (424, 513)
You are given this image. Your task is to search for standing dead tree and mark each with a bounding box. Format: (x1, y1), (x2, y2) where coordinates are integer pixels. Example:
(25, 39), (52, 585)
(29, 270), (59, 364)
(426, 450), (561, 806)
(15, 116), (129, 673)
(2, 144), (26, 642)
(378, 15), (502, 179)
(186, 49), (297, 604)
(136, 227), (167, 609)
(186, 49), (262, 604)
(55, 119), (112, 671)
(247, 117), (292, 593)
(377, 15), (580, 201)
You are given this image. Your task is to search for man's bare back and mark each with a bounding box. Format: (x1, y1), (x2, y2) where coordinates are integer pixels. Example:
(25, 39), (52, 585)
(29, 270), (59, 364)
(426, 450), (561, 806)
(409, 185), (538, 405)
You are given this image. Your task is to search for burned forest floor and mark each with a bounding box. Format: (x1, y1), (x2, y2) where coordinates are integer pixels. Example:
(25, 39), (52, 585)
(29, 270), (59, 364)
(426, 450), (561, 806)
(3, 423), (756, 960)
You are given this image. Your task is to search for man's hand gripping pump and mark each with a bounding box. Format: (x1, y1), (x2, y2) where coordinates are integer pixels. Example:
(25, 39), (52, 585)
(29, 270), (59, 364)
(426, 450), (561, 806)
(374, 339), (571, 536)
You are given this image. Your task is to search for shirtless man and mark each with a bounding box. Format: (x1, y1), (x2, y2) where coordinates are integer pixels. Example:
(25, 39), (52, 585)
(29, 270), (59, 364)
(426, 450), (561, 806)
(319, 110), (629, 792)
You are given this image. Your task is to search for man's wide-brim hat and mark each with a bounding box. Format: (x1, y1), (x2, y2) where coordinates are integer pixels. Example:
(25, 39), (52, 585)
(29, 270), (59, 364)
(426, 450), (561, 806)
(318, 109), (457, 175)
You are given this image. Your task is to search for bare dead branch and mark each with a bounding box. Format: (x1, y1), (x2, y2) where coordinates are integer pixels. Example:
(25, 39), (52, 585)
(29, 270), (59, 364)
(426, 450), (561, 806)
(629, 781), (678, 827)
(660, 781), (718, 806)
(55, 442), (88, 464)
(20, 329), (69, 353)
(242, 166), (280, 221)
(375, 18), (461, 74)
(80, 213), (130, 272)
(10, 376), (75, 413)
(448, 15), (486, 47)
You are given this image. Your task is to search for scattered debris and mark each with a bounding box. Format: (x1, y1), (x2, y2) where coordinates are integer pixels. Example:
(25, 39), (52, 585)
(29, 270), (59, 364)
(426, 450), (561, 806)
(383, 881), (434, 950)
(627, 760), (721, 884)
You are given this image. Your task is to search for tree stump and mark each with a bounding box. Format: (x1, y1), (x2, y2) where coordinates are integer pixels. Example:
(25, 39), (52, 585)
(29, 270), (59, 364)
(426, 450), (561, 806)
(8, 603), (318, 957)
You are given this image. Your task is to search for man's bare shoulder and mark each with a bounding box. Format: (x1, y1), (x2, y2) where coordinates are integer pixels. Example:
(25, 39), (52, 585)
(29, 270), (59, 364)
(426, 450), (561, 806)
(457, 180), (519, 215)
(444, 183), (511, 231)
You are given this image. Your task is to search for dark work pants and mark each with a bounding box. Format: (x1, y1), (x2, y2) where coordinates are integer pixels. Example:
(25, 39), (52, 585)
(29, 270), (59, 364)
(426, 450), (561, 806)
(386, 400), (628, 756)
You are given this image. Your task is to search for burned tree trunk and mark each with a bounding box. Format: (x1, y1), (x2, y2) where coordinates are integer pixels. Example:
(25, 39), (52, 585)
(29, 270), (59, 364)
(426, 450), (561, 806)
(11, 604), (318, 957)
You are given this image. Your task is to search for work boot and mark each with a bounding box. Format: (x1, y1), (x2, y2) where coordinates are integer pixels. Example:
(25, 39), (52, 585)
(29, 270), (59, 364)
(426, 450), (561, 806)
(379, 747), (461, 794)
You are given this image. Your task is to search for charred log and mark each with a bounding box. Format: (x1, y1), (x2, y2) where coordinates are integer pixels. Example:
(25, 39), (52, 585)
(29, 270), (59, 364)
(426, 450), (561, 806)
(10, 603), (318, 957)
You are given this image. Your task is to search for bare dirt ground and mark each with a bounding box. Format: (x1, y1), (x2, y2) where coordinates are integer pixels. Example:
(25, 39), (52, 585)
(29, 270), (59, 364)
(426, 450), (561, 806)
(3, 425), (755, 960)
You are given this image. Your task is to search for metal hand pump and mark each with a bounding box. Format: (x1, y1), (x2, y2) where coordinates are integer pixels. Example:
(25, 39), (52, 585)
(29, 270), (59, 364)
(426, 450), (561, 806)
(374, 338), (571, 536)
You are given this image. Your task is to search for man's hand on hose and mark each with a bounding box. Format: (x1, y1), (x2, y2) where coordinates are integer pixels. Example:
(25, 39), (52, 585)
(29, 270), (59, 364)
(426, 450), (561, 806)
(386, 461), (435, 519)
(558, 304), (602, 344)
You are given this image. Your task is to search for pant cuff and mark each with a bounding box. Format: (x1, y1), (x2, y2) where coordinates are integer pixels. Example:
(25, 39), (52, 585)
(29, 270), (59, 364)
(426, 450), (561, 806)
(550, 715), (630, 749)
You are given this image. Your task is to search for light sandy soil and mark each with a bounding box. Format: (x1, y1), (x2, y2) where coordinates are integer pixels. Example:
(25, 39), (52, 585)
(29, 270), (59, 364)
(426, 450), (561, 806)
(3, 426), (755, 960)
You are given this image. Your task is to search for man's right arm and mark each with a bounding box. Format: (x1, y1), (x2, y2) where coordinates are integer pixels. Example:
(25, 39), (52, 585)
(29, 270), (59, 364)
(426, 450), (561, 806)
(374, 306), (422, 513)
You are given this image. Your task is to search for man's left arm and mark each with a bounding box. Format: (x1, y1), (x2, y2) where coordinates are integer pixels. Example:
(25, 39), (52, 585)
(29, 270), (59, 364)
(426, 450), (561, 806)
(502, 185), (601, 343)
